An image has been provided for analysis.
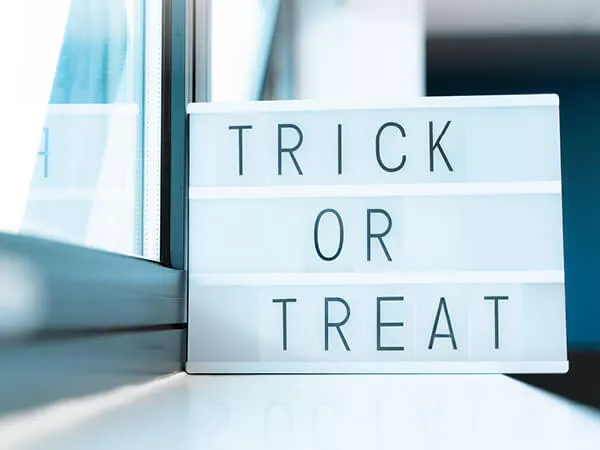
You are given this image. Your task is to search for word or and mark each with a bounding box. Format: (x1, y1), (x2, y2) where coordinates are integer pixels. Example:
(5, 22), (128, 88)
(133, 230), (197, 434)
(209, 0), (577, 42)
(313, 208), (393, 262)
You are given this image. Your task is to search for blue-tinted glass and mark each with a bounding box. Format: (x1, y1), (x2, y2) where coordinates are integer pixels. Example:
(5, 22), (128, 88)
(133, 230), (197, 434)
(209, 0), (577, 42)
(4, 0), (162, 258)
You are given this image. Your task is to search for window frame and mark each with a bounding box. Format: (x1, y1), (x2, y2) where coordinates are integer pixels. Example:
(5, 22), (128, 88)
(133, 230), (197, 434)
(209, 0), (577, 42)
(0, 0), (190, 417)
(160, 0), (189, 271)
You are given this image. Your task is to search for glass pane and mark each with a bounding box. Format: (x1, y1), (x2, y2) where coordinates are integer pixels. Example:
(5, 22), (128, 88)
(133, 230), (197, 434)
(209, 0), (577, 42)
(209, 0), (279, 102)
(0, 0), (161, 259)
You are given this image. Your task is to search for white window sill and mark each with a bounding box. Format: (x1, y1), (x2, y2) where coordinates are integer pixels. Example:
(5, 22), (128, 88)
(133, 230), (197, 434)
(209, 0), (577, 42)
(2, 372), (600, 450)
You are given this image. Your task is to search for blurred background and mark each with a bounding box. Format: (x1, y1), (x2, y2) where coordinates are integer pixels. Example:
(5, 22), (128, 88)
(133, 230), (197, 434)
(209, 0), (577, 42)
(0, 0), (599, 418)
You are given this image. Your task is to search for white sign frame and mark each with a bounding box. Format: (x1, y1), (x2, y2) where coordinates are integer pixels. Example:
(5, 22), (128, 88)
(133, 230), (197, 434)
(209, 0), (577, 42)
(187, 94), (568, 374)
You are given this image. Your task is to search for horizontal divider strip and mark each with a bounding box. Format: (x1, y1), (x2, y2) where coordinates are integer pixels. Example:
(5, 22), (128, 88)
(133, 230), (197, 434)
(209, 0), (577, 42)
(46, 104), (139, 115)
(187, 94), (558, 114)
(189, 270), (564, 286)
(189, 181), (561, 200)
(28, 188), (136, 201)
(186, 361), (569, 374)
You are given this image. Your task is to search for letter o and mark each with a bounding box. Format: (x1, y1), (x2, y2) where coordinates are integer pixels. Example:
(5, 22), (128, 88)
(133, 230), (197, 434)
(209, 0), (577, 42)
(314, 208), (344, 261)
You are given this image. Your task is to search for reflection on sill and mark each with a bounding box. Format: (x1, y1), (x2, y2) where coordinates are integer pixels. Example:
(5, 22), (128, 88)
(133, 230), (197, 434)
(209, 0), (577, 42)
(2, 373), (600, 450)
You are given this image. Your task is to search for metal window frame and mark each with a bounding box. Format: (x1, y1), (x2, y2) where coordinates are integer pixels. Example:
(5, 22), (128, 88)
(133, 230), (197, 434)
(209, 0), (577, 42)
(161, 0), (189, 272)
(0, 0), (189, 417)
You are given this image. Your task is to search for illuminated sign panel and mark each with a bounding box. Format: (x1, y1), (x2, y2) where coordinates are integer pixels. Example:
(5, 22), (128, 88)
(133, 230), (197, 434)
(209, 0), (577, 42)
(187, 95), (567, 373)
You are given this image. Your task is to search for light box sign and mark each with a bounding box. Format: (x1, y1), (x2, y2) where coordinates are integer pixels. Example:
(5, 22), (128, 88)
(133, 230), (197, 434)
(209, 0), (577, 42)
(187, 95), (568, 374)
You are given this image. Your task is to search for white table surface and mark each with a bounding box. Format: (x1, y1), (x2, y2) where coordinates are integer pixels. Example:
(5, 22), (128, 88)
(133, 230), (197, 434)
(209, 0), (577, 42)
(3, 373), (600, 450)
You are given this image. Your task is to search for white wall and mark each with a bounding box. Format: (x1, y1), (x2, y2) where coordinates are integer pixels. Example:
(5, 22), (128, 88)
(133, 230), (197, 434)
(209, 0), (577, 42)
(292, 0), (424, 101)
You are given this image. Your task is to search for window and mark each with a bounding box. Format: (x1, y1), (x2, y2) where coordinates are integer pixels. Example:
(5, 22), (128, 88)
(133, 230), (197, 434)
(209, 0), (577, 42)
(0, 0), (186, 418)
(210, 0), (279, 102)
(0, 0), (162, 259)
